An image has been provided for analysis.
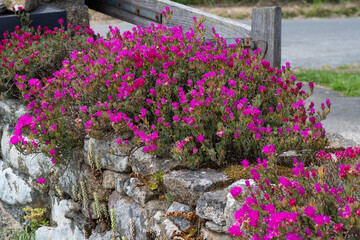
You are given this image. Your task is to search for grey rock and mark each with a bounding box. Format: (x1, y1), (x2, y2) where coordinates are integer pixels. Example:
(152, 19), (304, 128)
(130, 148), (180, 175)
(145, 200), (169, 238)
(166, 202), (192, 232)
(84, 138), (131, 173)
(196, 190), (227, 226)
(82, 164), (111, 201)
(0, 201), (23, 240)
(0, 100), (27, 129)
(108, 192), (147, 240)
(102, 170), (126, 189)
(205, 221), (225, 233)
(0, 160), (32, 205)
(35, 225), (85, 240)
(115, 174), (130, 194)
(276, 150), (302, 166)
(325, 132), (358, 152)
(123, 178), (156, 207)
(51, 197), (72, 227)
(201, 227), (235, 240)
(145, 200), (169, 219)
(89, 230), (114, 240)
(163, 169), (231, 206)
(57, 149), (85, 197)
(1, 125), (52, 180)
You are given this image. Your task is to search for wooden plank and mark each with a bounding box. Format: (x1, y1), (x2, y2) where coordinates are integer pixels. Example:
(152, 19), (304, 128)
(86, 0), (251, 39)
(251, 7), (281, 68)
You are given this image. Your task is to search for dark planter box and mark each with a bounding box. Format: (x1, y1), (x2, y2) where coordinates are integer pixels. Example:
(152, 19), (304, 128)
(0, 4), (66, 39)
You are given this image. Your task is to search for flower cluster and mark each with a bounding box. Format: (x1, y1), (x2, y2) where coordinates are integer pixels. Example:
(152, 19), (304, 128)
(10, 9), (329, 169)
(0, 19), (94, 99)
(229, 146), (360, 239)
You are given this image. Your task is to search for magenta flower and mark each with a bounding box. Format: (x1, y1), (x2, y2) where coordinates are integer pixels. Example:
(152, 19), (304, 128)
(304, 206), (316, 218)
(196, 135), (204, 143)
(228, 224), (242, 236)
(241, 159), (249, 168)
(262, 144), (276, 155)
(58, 18), (64, 24)
(49, 149), (56, 156)
(23, 59), (29, 65)
(230, 186), (243, 198)
(51, 158), (56, 164)
(37, 178), (46, 184)
(9, 135), (21, 144)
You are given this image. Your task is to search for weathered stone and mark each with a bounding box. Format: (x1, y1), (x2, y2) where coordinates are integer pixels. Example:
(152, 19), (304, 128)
(201, 227), (235, 240)
(151, 210), (181, 239)
(145, 200), (169, 219)
(102, 170), (117, 189)
(35, 224), (86, 240)
(166, 202), (192, 232)
(130, 148), (180, 175)
(0, 101), (26, 130)
(57, 149), (84, 196)
(50, 197), (72, 226)
(0, 160), (32, 205)
(82, 164), (111, 201)
(3, 0), (39, 11)
(0, 201), (23, 240)
(115, 174), (130, 194)
(145, 200), (169, 239)
(205, 221), (225, 233)
(163, 169), (231, 206)
(196, 190), (227, 226)
(108, 192), (147, 240)
(326, 132), (358, 152)
(89, 230), (114, 240)
(276, 150), (302, 166)
(84, 138), (131, 173)
(224, 179), (255, 229)
(1, 125), (52, 180)
(123, 178), (156, 207)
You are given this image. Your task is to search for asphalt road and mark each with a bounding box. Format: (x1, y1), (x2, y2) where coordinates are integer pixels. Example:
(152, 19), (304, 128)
(91, 18), (360, 144)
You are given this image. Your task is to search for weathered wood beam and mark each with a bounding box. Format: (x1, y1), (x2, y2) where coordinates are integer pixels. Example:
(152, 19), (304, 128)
(86, 0), (251, 39)
(251, 7), (282, 68)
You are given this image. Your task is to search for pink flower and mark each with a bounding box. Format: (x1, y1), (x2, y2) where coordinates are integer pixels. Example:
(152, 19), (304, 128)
(134, 78), (145, 89)
(9, 135), (21, 144)
(23, 59), (29, 65)
(309, 82), (314, 89)
(241, 159), (249, 168)
(334, 223), (343, 232)
(262, 144), (276, 155)
(37, 178), (46, 184)
(49, 149), (56, 156)
(228, 224), (242, 236)
(196, 135), (204, 143)
(116, 139), (122, 145)
(304, 206), (316, 218)
(230, 186), (242, 198)
(51, 158), (56, 164)
(264, 203), (275, 214)
(58, 18), (64, 24)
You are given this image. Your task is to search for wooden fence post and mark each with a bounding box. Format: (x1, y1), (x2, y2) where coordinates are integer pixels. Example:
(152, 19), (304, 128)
(251, 7), (282, 68)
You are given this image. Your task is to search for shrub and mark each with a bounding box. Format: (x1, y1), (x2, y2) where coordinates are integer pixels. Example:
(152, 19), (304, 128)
(228, 146), (360, 239)
(0, 17), (94, 99)
(11, 9), (330, 169)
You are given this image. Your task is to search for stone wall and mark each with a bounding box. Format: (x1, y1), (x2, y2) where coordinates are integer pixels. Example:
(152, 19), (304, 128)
(0, 100), (354, 240)
(0, 100), (241, 240)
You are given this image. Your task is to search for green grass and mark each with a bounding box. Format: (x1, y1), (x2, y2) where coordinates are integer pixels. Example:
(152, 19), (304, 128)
(295, 64), (360, 97)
